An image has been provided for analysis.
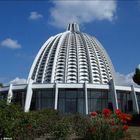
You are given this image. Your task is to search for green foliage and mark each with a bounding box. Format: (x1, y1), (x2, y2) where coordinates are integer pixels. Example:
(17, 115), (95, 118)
(87, 109), (132, 140)
(128, 114), (140, 126)
(0, 83), (3, 88)
(0, 101), (23, 138)
(0, 103), (132, 139)
(64, 113), (90, 137)
(133, 68), (140, 85)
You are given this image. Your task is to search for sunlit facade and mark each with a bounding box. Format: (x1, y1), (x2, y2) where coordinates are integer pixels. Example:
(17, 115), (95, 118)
(0, 23), (140, 114)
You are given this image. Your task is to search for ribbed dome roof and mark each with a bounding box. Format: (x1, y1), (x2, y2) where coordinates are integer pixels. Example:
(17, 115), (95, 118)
(28, 23), (115, 84)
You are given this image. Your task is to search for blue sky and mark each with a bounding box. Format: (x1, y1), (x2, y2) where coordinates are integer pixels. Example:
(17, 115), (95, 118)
(0, 0), (140, 84)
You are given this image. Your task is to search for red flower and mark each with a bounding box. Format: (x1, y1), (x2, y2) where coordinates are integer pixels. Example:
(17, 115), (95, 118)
(122, 113), (127, 119)
(90, 112), (97, 117)
(123, 125), (129, 130)
(115, 109), (121, 115)
(118, 113), (132, 121)
(25, 124), (32, 129)
(102, 108), (111, 117)
(88, 127), (96, 132)
(122, 120), (127, 124)
(125, 115), (132, 121)
(110, 120), (115, 125)
(118, 113), (126, 120)
(111, 128), (117, 133)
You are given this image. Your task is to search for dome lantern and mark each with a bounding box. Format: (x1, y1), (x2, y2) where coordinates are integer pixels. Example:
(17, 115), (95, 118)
(67, 23), (80, 32)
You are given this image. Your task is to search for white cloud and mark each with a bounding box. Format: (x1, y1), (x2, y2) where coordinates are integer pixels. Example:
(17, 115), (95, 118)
(29, 11), (43, 20)
(2, 73), (140, 87)
(49, 0), (117, 28)
(115, 72), (138, 86)
(10, 77), (27, 85)
(1, 38), (21, 49)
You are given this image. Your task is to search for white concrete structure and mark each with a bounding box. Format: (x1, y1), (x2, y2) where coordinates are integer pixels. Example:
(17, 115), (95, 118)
(0, 23), (140, 114)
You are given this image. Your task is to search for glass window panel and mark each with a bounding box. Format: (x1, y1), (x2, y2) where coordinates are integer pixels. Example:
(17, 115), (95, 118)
(58, 89), (85, 114)
(117, 91), (132, 113)
(88, 89), (109, 112)
(32, 89), (55, 110)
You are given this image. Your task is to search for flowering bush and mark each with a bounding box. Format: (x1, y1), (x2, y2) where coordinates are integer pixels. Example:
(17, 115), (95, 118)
(87, 108), (132, 140)
(0, 101), (133, 139)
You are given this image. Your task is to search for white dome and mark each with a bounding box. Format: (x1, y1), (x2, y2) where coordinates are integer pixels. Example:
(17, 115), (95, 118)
(28, 23), (115, 84)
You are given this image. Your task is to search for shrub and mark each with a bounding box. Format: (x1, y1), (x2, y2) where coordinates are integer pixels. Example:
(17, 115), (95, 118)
(13, 108), (61, 139)
(0, 102), (133, 140)
(87, 108), (132, 140)
(0, 101), (24, 139)
(63, 113), (90, 138)
(52, 117), (69, 139)
(128, 114), (140, 126)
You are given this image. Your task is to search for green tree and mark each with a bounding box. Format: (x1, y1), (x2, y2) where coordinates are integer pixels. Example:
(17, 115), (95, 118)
(0, 83), (3, 88)
(133, 65), (140, 85)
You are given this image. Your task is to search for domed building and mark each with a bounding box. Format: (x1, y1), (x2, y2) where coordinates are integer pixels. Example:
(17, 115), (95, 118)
(0, 23), (140, 114)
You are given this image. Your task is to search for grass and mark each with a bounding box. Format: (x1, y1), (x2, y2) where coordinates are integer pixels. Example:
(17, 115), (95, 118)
(126, 126), (140, 140)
